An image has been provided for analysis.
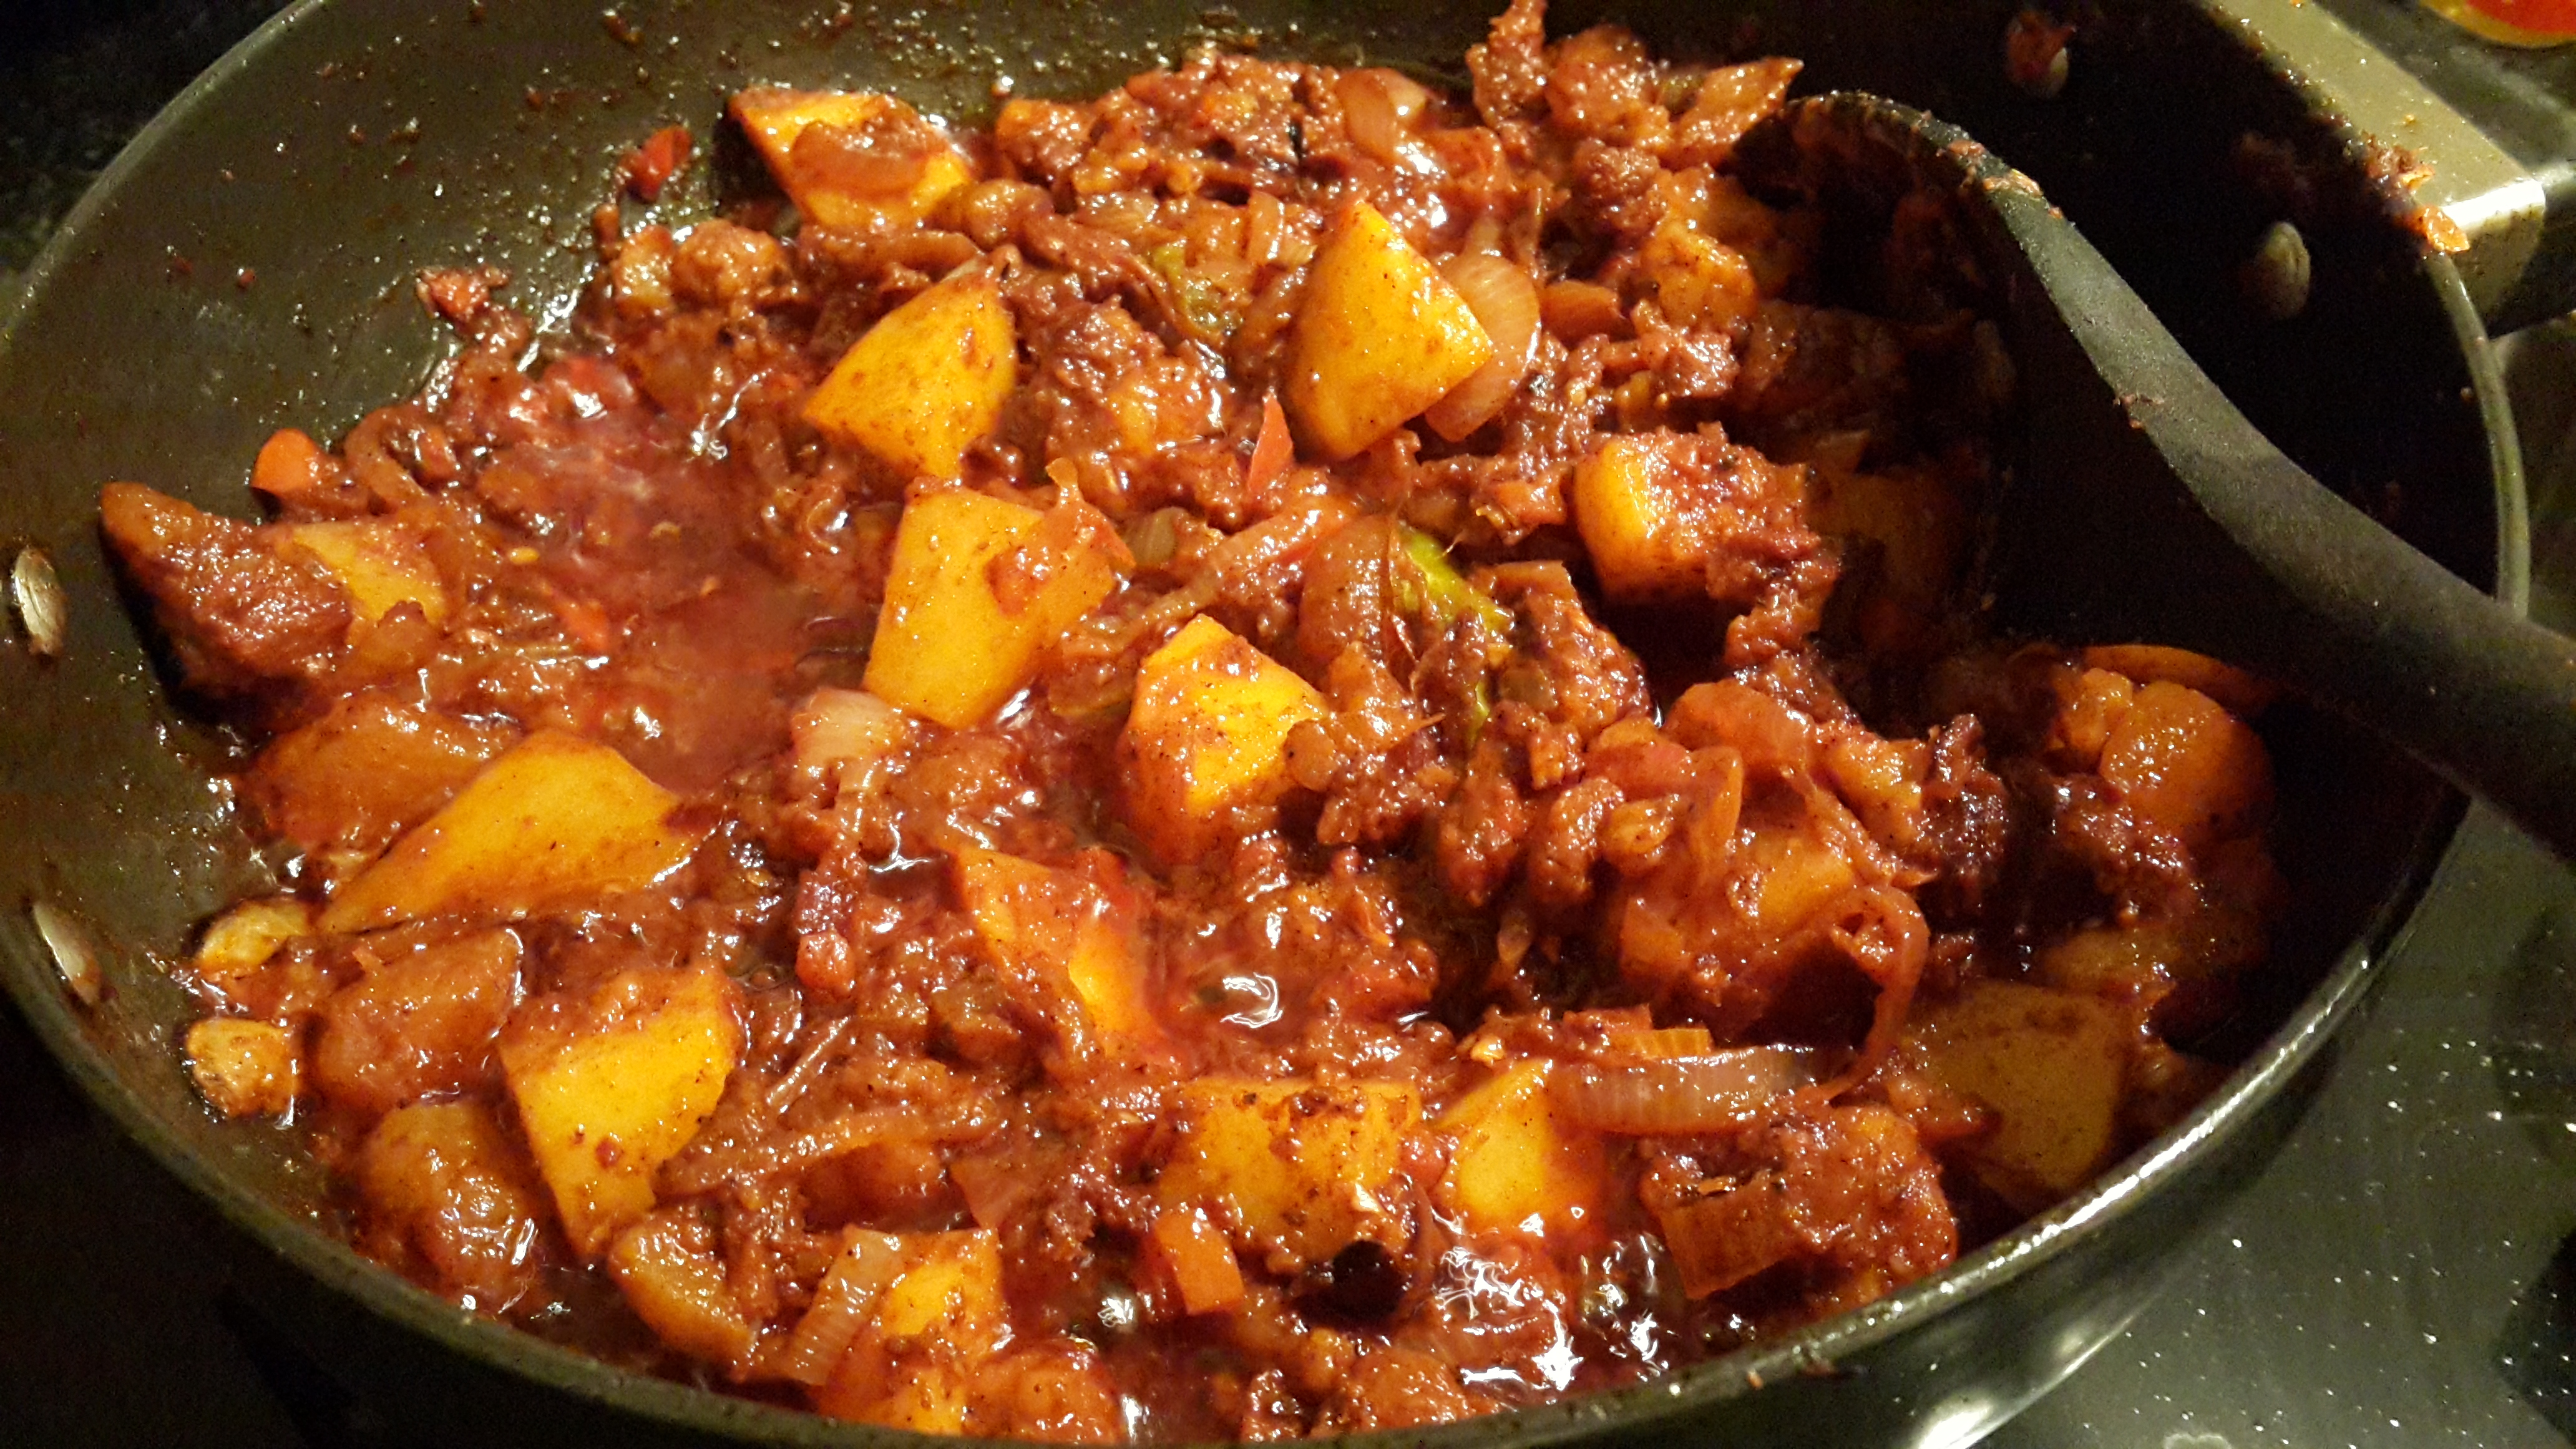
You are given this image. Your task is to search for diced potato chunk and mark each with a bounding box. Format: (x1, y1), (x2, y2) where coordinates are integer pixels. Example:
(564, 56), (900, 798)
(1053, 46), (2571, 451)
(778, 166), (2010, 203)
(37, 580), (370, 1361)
(873, 1229), (1007, 1343)
(2098, 681), (2273, 849)
(607, 1207), (756, 1367)
(805, 271), (1015, 480)
(320, 731), (698, 934)
(812, 1229), (1011, 1430)
(193, 897), (312, 985)
(1437, 1061), (1604, 1236)
(1116, 616), (1329, 864)
(1157, 1077), (1420, 1269)
(1637, 222), (1758, 333)
(1806, 463), (1967, 613)
(863, 488), (1128, 728)
(500, 964), (743, 1257)
(1908, 979), (2130, 1212)
(185, 1017), (300, 1118)
(285, 520), (448, 630)
(729, 87), (974, 232)
(1284, 201), (1496, 461)
(954, 847), (1163, 1056)
(1571, 431), (1802, 604)
(1742, 822), (1856, 933)
(354, 1101), (548, 1310)
(1146, 1207), (1246, 1315)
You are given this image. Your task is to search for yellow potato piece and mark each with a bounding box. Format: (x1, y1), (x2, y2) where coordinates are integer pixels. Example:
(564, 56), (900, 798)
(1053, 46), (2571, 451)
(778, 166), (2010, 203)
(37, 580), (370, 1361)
(1805, 462), (1968, 611)
(812, 1229), (1010, 1428)
(285, 520), (447, 629)
(863, 488), (1126, 728)
(1438, 1060), (1604, 1236)
(805, 271), (1015, 480)
(954, 847), (1163, 1054)
(1284, 201), (1495, 461)
(501, 964), (742, 1257)
(607, 1208), (756, 1367)
(1574, 434), (1714, 603)
(1158, 1076), (1419, 1270)
(1742, 822), (1857, 933)
(728, 87), (973, 232)
(1116, 615), (1329, 865)
(1637, 222), (1758, 333)
(874, 1229), (1007, 1344)
(320, 732), (699, 934)
(1910, 978), (2130, 1213)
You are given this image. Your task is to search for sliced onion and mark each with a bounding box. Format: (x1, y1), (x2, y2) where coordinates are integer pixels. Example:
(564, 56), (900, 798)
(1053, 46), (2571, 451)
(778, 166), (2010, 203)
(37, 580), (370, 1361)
(1423, 254), (1540, 442)
(790, 686), (914, 793)
(781, 1233), (902, 1385)
(788, 119), (934, 202)
(1336, 68), (1432, 168)
(1551, 1046), (1835, 1134)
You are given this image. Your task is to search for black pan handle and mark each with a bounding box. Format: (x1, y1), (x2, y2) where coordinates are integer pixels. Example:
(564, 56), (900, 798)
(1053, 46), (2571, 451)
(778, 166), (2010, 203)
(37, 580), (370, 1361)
(2212, 0), (2576, 333)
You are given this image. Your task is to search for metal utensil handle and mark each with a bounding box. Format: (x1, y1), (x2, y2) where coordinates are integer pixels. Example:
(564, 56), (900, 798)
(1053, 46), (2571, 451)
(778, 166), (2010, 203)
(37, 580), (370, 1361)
(2209, 0), (2575, 333)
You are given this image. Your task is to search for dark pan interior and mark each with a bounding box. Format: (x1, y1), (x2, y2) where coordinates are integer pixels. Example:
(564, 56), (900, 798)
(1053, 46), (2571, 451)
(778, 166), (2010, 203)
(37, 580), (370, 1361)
(0, 1), (2515, 1445)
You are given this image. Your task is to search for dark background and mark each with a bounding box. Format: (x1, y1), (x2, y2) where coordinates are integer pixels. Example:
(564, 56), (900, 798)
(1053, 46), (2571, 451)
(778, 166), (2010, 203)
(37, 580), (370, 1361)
(6, 3), (2576, 1446)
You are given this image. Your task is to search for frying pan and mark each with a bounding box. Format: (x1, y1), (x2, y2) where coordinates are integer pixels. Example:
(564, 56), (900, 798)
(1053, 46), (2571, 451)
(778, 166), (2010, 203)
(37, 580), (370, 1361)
(0, 0), (2531, 1444)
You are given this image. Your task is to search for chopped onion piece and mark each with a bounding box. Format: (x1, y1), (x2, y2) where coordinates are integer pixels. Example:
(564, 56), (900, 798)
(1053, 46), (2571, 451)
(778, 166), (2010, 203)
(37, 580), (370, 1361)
(789, 686), (914, 793)
(1335, 68), (1432, 168)
(1551, 1046), (1835, 1134)
(32, 901), (99, 1007)
(1424, 254), (1540, 441)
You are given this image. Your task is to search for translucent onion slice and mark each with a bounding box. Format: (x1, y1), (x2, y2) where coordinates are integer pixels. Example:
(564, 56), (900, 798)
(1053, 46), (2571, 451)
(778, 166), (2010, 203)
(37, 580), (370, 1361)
(789, 686), (914, 790)
(1336, 67), (1432, 168)
(1550, 1046), (1835, 1134)
(1423, 253), (1540, 442)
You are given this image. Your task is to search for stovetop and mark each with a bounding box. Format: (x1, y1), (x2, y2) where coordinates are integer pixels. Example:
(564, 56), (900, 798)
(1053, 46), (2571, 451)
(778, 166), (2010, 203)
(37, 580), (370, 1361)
(4, 4), (2575, 1446)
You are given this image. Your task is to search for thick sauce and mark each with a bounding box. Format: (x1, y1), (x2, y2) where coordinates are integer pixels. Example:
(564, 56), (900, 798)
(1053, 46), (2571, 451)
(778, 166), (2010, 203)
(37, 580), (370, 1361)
(104, 2), (2285, 1438)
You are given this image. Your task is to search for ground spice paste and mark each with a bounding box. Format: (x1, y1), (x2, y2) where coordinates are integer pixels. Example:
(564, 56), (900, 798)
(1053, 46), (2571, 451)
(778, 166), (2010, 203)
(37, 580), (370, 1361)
(102, 1), (2285, 1437)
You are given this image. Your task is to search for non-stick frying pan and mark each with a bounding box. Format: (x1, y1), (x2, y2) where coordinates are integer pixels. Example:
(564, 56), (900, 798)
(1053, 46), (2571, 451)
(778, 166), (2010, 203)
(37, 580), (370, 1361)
(0, 1), (2530, 1445)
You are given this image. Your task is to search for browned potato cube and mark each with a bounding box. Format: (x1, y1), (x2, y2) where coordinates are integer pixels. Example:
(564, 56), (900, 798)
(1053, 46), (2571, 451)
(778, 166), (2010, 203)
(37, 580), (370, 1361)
(954, 847), (1163, 1056)
(500, 964), (743, 1257)
(1908, 978), (2131, 1212)
(1116, 616), (1329, 866)
(1284, 202), (1496, 461)
(1156, 1077), (1419, 1271)
(310, 929), (522, 1115)
(242, 693), (518, 880)
(606, 1207), (756, 1367)
(354, 1100), (549, 1310)
(1437, 1060), (1604, 1236)
(728, 87), (973, 233)
(320, 731), (698, 934)
(804, 272), (1015, 481)
(283, 519), (449, 632)
(863, 489), (1128, 728)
